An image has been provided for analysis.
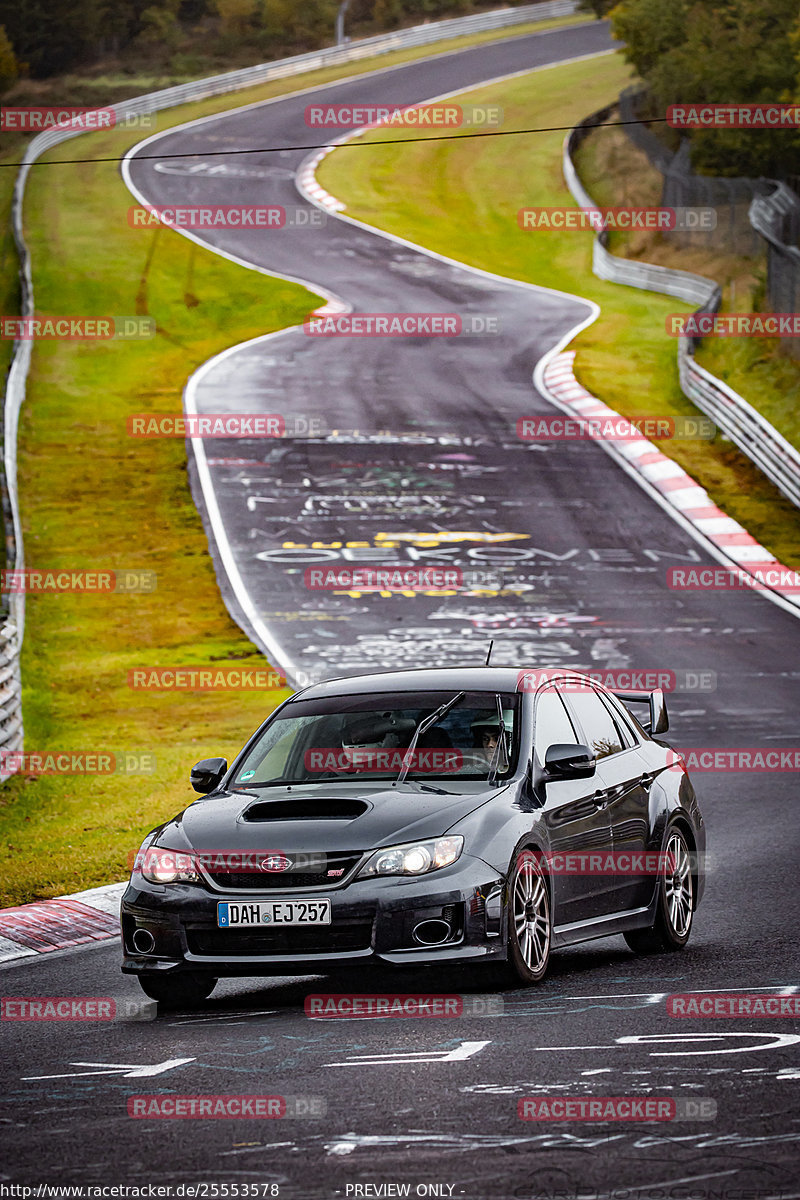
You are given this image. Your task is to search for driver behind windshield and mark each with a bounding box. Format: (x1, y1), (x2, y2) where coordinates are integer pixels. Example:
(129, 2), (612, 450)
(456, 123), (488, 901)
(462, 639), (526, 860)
(468, 710), (513, 770)
(337, 712), (454, 775)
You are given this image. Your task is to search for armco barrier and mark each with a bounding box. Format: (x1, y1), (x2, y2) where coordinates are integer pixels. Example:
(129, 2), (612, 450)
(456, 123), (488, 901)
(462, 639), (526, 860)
(563, 108), (800, 511)
(0, 0), (580, 778)
(750, 182), (800, 343)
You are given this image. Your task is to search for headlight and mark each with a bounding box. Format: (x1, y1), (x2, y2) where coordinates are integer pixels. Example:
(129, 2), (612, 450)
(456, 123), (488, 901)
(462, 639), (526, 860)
(357, 836), (464, 879)
(139, 846), (200, 884)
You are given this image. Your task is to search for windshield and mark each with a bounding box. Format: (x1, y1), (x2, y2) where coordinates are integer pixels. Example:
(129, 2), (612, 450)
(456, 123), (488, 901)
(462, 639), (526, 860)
(231, 690), (520, 787)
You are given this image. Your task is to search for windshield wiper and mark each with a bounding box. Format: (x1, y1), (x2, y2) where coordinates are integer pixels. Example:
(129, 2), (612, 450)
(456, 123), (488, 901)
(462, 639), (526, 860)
(487, 693), (509, 787)
(395, 691), (466, 786)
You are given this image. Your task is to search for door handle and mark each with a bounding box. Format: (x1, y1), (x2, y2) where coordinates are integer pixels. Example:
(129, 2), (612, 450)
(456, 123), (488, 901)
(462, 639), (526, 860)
(638, 772), (655, 789)
(590, 790), (608, 809)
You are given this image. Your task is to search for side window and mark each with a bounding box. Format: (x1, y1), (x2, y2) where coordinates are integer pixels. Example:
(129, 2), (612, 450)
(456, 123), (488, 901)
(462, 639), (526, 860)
(564, 688), (625, 760)
(534, 688), (579, 762)
(597, 691), (637, 749)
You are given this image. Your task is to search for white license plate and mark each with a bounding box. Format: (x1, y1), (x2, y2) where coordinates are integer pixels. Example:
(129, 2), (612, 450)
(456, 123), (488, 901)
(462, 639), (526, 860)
(217, 899), (331, 927)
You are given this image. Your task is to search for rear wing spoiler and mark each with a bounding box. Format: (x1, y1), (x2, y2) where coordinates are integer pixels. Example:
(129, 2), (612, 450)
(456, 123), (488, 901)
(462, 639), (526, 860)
(612, 688), (669, 735)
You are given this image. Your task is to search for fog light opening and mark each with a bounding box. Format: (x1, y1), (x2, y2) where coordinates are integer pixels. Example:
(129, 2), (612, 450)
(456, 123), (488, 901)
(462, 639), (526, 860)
(412, 919), (452, 946)
(132, 928), (156, 954)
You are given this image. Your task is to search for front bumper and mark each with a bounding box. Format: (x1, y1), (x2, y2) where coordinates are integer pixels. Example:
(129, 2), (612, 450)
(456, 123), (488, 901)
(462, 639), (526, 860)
(120, 854), (506, 977)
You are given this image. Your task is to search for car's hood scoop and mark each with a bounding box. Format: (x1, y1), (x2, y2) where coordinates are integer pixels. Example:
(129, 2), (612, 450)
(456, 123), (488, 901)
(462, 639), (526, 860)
(242, 797), (369, 821)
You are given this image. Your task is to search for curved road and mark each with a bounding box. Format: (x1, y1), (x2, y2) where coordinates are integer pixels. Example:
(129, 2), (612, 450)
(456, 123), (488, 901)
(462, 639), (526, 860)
(3, 19), (800, 1198)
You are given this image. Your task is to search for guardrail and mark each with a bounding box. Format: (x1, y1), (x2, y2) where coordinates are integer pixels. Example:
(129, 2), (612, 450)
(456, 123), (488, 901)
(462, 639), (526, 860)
(0, 0), (581, 777)
(750, 182), (800, 330)
(563, 109), (800, 510)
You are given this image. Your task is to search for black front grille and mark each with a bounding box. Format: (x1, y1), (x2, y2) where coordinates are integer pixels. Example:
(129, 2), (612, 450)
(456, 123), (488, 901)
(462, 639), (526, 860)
(205, 851), (363, 890)
(186, 921), (373, 956)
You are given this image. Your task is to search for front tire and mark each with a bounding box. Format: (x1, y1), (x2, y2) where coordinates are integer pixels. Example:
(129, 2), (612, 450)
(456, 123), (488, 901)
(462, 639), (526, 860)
(504, 849), (552, 985)
(624, 826), (694, 954)
(138, 972), (217, 1008)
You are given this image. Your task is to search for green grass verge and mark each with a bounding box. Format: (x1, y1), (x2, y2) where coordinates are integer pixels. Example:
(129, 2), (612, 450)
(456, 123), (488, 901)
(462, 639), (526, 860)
(1, 124), (309, 907)
(0, 15), (595, 907)
(318, 52), (800, 571)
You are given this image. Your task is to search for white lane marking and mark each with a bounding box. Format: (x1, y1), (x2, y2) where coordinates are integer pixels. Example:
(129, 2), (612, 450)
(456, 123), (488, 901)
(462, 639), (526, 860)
(620, 1033), (800, 1056)
(23, 1056), (195, 1080)
(168, 1009), (278, 1025)
(327, 1039), (490, 1066)
(536, 1045), (614, 1051)
(535, 1033), (800, 1056)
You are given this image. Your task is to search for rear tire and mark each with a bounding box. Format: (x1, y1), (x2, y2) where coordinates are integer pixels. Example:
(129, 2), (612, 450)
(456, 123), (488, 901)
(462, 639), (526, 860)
(624, 826), (694, 954)
(138, 972), (217, 1008)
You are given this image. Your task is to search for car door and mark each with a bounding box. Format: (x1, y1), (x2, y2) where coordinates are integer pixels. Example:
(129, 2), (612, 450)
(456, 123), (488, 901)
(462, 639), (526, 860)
(562, 686), (654, 914)
(533, 685), (614, 927)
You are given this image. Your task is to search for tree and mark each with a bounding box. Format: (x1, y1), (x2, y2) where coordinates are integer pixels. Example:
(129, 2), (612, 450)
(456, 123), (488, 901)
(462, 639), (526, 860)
(579, 0), (617, 15)
(0, 0), (106, 76)
(0, 24), (19, 92)
(136, 1), (181, 51)
(214, 0), (257, 37)
(609, 0), (800, 178)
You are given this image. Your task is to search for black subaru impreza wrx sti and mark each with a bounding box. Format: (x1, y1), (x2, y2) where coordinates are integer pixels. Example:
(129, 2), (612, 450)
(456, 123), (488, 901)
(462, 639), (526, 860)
(121, 666), (705, 1006)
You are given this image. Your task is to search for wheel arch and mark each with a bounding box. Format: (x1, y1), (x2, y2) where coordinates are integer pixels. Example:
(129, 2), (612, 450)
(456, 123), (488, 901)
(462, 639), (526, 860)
(665, 814), (699, 912)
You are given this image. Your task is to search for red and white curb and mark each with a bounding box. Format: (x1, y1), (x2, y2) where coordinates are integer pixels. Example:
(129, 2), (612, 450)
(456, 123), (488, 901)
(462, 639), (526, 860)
(542, 350), (800, 611)
(297, 145), (347, 214)
(0, 882), (124, 965)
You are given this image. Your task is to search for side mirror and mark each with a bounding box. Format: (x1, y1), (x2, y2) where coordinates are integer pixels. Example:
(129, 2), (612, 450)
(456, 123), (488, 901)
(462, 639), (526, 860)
(543, 743), (596, 780)
(649, 689), (669, 735)
(190, 757), (228, 794)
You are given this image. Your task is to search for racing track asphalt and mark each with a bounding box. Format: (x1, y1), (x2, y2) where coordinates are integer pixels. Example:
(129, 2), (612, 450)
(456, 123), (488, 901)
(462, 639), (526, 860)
(3, 18), (800, 1198)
